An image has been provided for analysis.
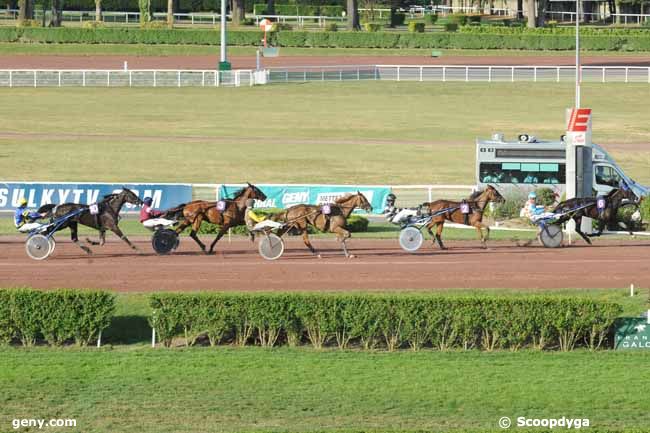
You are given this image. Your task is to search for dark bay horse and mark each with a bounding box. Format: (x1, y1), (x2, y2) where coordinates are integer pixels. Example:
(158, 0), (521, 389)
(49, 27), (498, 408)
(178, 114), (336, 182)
(272, 192), (373, 258)
(172, 183), (267, 254)
(552, 186), (636, 244)
(38, 188), (143, 254)
(423, 185), (505, 250)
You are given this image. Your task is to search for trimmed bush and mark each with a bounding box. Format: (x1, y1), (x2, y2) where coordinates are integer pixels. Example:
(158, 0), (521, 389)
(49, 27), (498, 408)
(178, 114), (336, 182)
(149, 293), (623, 351)
(0, 289), (115, 346)
(535, 187), (557, 206)
(449, 13), (468, 26)
(364, 23), (382, 32)
(325, 22), (338, 32)
(408, 22), (425, 33)
(444, 23), (459, 32)
(425, 13), (438, 25)
(391, 12), (406, 27)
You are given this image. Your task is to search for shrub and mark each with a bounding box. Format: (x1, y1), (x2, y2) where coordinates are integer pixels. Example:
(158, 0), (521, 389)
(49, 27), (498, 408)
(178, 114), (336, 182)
(391, 12), (406, 26)
(535, 187), (557, 206)
(364, 23), (382, 32)
(325, 22), (338, 32)
(272, 22), (293, 31)
(149, 293), (623, 351)
(82, 21), (106, 29)
(425, 13), (438, 25)
(1, 289), (115, 347)
(346, 215), (369, 232)
(491, 192), (527, 219)
(449, 13), (468, 26)
(468, 14), (482, 24)
(408, 22), (425, 33)
(444, 22), (459, 32)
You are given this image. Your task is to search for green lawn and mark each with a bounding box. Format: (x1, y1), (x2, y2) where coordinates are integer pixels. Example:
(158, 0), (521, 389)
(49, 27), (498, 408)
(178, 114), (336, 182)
(1, 83), (649, 185)
(1, 346), (649, 433)
(3, 42), (650, 56)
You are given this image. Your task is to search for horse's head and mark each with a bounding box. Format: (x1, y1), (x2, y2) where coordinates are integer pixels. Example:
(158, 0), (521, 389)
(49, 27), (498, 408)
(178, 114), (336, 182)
(120, 188), (144, 206)
(246, 183), (267, 202)
(335, 192), (373, 213)
(485, 185), (506, 204)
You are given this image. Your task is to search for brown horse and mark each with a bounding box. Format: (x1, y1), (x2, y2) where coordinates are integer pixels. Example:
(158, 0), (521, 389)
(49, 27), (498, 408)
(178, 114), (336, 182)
(423, 185), (505, 250)
(272, 192), (373, 258)
(172, 183), (267, 254)
(552, 186), (636, 244)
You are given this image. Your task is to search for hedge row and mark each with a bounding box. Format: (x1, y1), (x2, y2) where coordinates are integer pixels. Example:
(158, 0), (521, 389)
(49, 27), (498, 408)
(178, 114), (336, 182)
(3, 27), (650, 50)
(149, 293), (622, 351)
(460, 25), (650, 36)
(0, 289), (115, 346)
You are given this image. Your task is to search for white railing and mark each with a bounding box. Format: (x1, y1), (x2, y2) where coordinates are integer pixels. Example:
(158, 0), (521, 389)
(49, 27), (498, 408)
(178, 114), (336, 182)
(0, 69), (260, 87)
(545, 10), (650, 24)
(432, 5), (512, 16)
(0, 9), (232, 24)
(266, 65), (650, 84)
(253, 14), (346, 28)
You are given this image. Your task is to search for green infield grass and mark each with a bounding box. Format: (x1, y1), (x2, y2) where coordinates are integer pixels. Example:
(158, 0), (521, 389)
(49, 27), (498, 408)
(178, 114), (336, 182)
(1, 83), (649, 186)
(1, 346), (649, 433)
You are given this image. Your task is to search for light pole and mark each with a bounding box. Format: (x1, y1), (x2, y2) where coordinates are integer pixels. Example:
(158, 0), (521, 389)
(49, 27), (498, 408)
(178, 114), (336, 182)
(575, 0), (580, 108)
(219, 0), (231, 70)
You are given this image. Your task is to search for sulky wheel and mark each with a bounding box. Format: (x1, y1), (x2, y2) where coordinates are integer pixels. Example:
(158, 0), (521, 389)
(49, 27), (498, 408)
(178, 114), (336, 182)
(25, 234), (54, 260)
(538, 223), (563, 248)
(258, 233), (285, 260)
(399, 226), (424, 253)
(152, 229), (179, 255)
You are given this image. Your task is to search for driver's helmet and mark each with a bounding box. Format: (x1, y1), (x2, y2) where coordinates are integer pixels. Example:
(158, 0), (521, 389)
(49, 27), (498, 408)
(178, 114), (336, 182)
(245, 198), (255, 208)
(143, 197), (153, 207)
(528, 192), (537, 200)
(386, 193), (396, 206)
(18, 197), (28, 208)
(619, 180), (629, 191)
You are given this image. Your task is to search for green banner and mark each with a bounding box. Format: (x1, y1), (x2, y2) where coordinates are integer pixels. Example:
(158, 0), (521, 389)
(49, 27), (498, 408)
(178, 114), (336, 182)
(614, 315), (650, 350)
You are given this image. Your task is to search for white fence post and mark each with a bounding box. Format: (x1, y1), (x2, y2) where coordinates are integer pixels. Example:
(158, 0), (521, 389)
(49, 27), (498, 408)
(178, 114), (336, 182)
(397, 66), (400, 82)
(202, 71), (205, 87)
(178, 70), (181, 87)
(33, 70), (36, 87)
(153, 70), (157, 87)
(488, 66), (492, 82)
(443, 66), (446, 82)
(82, 70), (86, 87)
(107, 70), (110, 87)
(602, 67), (605, 83)
(58, 70), (61, 87)
(625, 67), (629, 83)
(465, 66), (469, 82)
(534, 66), (537, 82)
(511, 67), (514, 82)
(556, 67), (560, 83)
(419, 66), (423, 82)
(129, 70), (132, 87)
(9, 70), (12, 88)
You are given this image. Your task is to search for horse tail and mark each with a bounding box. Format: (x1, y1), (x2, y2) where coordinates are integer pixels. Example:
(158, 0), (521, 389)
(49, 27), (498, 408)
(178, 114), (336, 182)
(164, 204), (186, 220)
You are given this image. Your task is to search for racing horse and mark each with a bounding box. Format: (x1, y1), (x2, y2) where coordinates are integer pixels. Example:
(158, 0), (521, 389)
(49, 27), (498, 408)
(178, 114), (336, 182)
(552, 185), (637, 244)
(272, 192), (373, 258)
(423, 185), (505, 250)
(38, 188), (143, 255)
(170, 183), (267, 254)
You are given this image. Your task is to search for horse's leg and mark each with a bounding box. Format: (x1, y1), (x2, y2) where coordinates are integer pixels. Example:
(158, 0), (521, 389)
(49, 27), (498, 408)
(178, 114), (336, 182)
(109, 225), (140, 251)
(435, 222), (447, 250)
(476, 220), (490, 249)
(85, 229), (106, 246)
(207, 226), (228, 254)
(71, 222), (92, 255)
(574, 216), (592, 245)
(301, 228), (320, 258)
(332, 226), (353, 258)
(426, 222), (436, 247)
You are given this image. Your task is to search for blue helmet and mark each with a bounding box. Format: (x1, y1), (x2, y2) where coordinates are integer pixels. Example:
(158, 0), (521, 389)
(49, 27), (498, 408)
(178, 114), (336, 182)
(619, 180), (629, 191)
(143, 197), (153, 206)
(528, 192), (537, 200)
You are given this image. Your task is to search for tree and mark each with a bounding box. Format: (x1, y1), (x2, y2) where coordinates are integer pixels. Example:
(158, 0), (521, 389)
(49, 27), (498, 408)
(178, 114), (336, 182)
(167, 0), (173, 27)
(535, 0), (547, 27)
(347, 0), (360, 30)
(266, 0), (275, 15)
(18, 0), (33, 24)
(232, 0), (244, 25)
(50, 0), (62, 26)
(517, 0), (523, 19)
(139, 0), (152, 25)
(526, 0), (535, 27)
(95, 0), (102, 22)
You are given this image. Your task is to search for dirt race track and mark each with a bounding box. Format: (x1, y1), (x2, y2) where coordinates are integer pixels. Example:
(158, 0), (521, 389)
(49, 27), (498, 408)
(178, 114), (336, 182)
(1, 236), (648, 291)
(2, 54), (650, 70)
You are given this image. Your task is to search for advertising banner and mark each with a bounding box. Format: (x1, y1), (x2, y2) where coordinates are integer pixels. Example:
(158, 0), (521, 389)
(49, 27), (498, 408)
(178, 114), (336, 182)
(0, 182), (192, 212)
(614, 315), (650, 350)
(219, 184), (391, 214)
